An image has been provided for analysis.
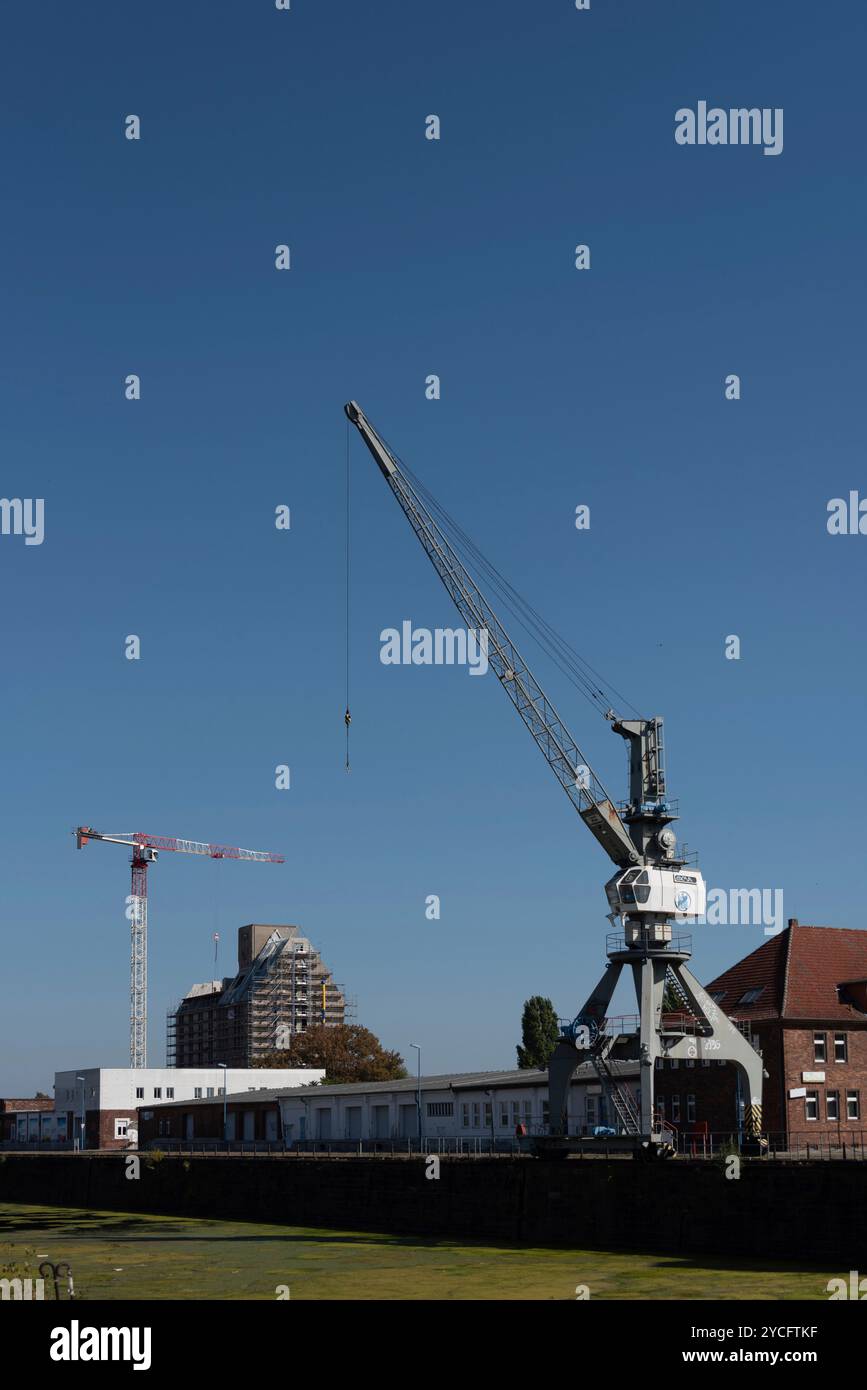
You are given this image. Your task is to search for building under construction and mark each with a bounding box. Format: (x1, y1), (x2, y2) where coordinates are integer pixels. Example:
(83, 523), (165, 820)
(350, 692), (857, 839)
(167, 924), (346, 1068)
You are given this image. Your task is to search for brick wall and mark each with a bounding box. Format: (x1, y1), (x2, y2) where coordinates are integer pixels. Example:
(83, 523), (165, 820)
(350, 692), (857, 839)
(783, 1025), (867, 1138)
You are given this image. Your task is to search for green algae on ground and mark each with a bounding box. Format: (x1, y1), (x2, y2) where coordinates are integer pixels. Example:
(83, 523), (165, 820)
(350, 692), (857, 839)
(0, 1202), (836, 1301)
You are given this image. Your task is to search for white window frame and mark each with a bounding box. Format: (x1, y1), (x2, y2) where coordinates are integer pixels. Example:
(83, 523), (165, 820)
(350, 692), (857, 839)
(826, 1090), (839, 1122)
(805, 1090), (819, 1121)
(114, 1118), (130, 1139)
(835, 1033), (848, 1064)
(813, 1032), (826, 1064)
(847, 1090), (860, 1120)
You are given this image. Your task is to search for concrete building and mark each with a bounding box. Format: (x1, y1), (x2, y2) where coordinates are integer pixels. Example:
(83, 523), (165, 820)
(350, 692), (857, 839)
(167, 924), (346, 1068)
(655, 920), (867, 1145)
(138, 1062), (641, 1149)
(53, 1066), (323, 1150)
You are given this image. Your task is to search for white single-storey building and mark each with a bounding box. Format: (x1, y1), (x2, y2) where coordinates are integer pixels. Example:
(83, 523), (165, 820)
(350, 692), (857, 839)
(51, 1066), (323, 1150)
(277, 1062), (641, 1146)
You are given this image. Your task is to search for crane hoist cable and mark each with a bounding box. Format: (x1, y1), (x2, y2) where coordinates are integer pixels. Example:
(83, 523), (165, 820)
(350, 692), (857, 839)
(379, 434), (644, 724)
(344, 417), (352, 770)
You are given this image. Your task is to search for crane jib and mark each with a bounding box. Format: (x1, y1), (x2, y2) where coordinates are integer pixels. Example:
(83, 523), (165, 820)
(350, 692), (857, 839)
(345, 401), (639, 870)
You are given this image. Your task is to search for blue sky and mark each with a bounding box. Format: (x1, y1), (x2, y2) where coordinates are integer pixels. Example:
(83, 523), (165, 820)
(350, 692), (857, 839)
(2, 1), (865, 1092)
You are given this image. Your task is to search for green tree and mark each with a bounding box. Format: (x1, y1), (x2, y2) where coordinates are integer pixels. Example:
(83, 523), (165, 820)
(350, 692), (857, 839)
(516, 996), (560, 1069)
(254, 1024), (407, 1084)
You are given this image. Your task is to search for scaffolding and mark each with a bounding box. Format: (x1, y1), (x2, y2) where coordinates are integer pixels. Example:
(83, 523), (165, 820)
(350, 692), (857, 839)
(168, 927), (347, 1068)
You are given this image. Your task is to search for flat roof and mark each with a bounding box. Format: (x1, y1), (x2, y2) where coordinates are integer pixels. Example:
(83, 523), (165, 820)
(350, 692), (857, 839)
(139, 1061), (639, 1110)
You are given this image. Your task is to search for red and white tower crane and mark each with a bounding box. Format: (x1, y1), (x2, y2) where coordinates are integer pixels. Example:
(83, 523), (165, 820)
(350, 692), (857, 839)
(74, 827), (285, 1069)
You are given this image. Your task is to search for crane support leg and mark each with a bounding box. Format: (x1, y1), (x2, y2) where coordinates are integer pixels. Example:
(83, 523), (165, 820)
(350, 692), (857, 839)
(545, 940), (766, 1151)
(548, 959), (623, 1136)
(660, 959), (765, 1136)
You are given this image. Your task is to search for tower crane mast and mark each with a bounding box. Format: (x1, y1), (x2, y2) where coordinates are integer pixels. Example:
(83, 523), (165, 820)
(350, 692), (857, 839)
(75, 827), (284, 1070)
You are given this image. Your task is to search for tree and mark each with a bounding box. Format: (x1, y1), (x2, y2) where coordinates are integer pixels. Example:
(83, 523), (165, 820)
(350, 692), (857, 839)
(516, 996), (560, 1069)
(254, 1024), (407, 1085)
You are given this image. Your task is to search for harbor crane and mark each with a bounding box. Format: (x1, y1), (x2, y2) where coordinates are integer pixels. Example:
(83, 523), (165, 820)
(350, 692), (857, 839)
(345, 400), (765, 1152)
(74, 827), (285, 1070)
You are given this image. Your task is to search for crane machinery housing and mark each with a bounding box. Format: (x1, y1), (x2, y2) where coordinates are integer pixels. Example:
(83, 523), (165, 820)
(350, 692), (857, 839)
(75, 827), (285, 1070)
(345, 400), (766, 1154)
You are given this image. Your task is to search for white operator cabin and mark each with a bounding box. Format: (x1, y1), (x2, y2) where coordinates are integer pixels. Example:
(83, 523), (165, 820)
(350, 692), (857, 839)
(52, 1067), (323, 1150)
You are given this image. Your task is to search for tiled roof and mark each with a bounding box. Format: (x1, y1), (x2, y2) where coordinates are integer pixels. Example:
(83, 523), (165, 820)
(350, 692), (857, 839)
(707, 922), (867, 1022)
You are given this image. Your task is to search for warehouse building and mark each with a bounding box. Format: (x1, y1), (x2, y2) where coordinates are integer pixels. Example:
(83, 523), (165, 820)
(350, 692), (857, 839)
(138, 1061), (641, 1148)
(166, 923), (346, 1068)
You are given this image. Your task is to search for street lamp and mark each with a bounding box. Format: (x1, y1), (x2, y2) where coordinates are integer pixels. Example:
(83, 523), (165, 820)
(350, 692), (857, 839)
(76, 1076), (86, 1152)
(410, 1043), (422, 1145)
(217, 1064), (228, 1145)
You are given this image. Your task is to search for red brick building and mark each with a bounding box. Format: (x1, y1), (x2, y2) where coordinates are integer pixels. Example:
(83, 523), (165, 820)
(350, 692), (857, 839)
(655, 920), (867, 1145)
(0, 1096), (54, 1144)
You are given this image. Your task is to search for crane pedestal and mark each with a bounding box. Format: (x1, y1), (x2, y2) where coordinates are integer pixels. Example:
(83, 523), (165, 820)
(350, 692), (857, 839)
(539, 926), (766, 1157)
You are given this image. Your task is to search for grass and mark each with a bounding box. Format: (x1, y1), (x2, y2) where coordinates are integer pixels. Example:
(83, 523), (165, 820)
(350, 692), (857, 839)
(0, 1202), (838, 1300)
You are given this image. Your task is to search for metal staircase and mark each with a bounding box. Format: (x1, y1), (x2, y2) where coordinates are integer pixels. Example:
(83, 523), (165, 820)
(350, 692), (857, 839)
(589, 1037), (641, 1136)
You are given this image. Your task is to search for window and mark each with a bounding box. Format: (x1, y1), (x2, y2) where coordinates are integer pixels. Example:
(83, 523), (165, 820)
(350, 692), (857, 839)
(827, 1091), (839, 1122)
(499, 1105), (508, 1128)
(194, 1088), (202, 1099)
(166, 1087), (174, 1099)
(701, 1060), (710, 1068)
(671, 1095), (681, 1122)
(670, 1059), (679, 1069)
(471, 1102), (480, 1128)
(135, 1087), (144, 1099)
(686, 1095), (696, 1124)
(114, 1119), (129, 1139)
(586, 1096), (597, 1126)
(510, 1101), (520, 1125)
(686, 1059), (695, 1068)
(813, 1032), (826, 1063)
(805, 1091), (818, 1121)
(709, 991), (726, 1004)
(206, 1087), (215, 1098)
(523, 1101), (532, 1122)
(427, 1102), (453, 1118)
(483, 1102), (492, 1130)
(657, 1096), (665, 1120)
(461, 1103), (469, 1129)
(738, 988), (764, 1005)
(153, 1088), (162, 1099)
(654, 1057), (663, 1070)
(835, 1034), (848, 1064)
(847, 1091), (860, 1120)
